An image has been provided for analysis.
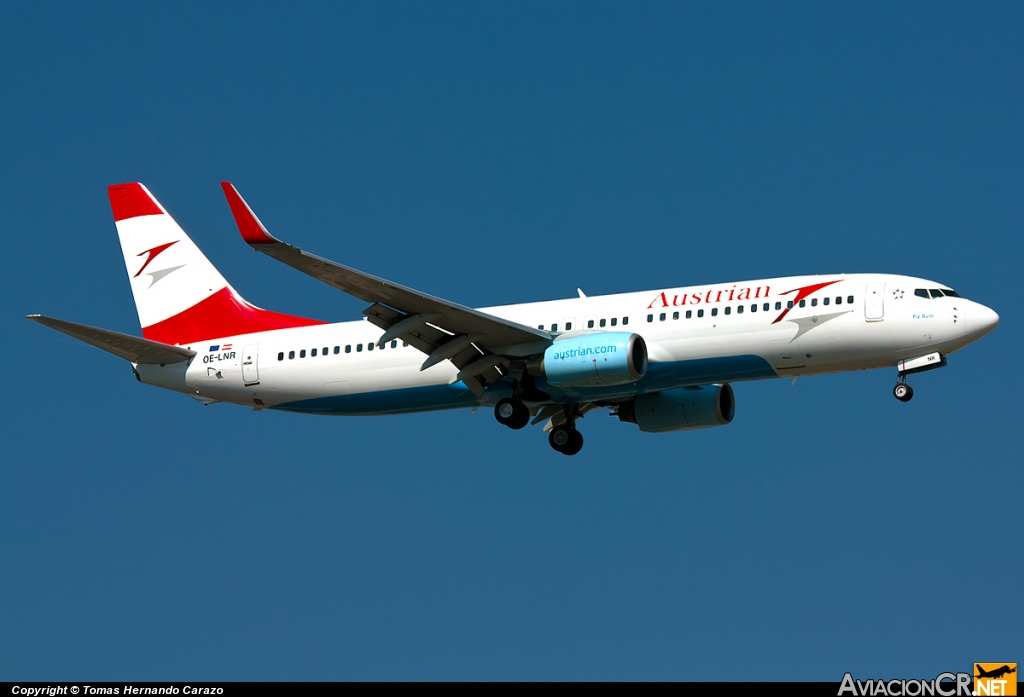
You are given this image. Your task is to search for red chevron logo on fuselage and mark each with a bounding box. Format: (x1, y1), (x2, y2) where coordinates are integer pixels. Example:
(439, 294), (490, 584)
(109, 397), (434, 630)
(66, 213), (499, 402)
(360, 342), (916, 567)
(771, 279), (843, 324)
(134, 241), (179, 278)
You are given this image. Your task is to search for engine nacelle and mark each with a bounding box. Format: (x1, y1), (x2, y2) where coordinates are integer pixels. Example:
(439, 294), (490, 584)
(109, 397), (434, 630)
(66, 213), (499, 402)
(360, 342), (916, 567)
(618, 384), (735, 433)
(532, 332), (648, 387)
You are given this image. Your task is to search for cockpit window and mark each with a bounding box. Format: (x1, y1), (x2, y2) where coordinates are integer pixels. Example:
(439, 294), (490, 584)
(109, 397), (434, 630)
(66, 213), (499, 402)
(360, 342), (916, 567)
(914, 289), (930, 299)
(929, 289), (944, 299)
(941, 289), (961, 298)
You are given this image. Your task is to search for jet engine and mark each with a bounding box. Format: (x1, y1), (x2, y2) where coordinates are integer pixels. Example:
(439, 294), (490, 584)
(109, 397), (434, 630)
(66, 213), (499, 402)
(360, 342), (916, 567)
(528, 332), (647, 387)
(617, 384), (735, 433)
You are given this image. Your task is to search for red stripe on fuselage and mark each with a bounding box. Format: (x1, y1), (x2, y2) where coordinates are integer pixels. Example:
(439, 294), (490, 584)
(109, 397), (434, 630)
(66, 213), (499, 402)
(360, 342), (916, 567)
(108, 183), (163, 222)
(141, 287), (326, 345)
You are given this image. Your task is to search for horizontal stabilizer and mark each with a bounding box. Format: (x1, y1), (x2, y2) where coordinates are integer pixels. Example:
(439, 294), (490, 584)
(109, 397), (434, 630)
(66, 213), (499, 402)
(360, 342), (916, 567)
(26, 315), (196, 365)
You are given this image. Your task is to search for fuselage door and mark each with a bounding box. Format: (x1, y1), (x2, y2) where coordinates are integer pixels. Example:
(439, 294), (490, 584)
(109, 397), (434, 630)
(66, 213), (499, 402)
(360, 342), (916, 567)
(865, 281), (885, 321)
(242, 343), (260, 385)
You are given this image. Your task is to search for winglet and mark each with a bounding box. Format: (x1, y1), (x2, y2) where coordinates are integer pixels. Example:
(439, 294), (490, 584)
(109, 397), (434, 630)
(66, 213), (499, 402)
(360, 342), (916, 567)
(220, 182), (279, 245)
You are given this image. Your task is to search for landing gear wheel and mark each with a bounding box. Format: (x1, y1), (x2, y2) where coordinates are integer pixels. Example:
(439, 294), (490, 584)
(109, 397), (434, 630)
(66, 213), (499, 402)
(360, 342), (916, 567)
(494, 398), (529, 429)
(563, 429), (584, 456)
(893, 383), (914, 402)
(548, 426), (584, 455)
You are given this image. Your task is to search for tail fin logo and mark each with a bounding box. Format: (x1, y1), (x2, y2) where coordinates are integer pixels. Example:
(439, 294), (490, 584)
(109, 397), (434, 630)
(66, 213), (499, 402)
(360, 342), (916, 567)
(134, 241), (183, 287)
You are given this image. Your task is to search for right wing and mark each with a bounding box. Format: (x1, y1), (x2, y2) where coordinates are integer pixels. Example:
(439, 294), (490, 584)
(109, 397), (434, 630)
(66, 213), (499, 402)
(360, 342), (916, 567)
(221, 183), (552, 395)
(27, 315), (196, 365)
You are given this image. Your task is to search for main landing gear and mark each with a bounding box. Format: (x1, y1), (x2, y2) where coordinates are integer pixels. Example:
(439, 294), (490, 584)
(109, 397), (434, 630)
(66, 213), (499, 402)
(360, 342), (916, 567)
(893, 375), (914, 402)
(549, 424), (584, 456)
(547, 404), (584, 456)
(494, 397), (529, 430)
(494, 397), (586, 455)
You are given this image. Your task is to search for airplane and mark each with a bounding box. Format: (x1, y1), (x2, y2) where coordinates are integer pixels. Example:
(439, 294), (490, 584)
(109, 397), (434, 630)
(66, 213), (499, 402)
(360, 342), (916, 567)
(27, 182), (1000, 455)
(976, 666), (1017, 680)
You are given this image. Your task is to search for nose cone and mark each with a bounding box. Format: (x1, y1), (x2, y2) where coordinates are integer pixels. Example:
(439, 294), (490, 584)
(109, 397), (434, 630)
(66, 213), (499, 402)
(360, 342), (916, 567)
(966, 302), (1000, 340)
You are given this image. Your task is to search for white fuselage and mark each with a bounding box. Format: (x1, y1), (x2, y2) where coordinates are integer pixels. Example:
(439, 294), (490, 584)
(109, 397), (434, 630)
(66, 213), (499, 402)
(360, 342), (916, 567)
(136, 273), (998, 415)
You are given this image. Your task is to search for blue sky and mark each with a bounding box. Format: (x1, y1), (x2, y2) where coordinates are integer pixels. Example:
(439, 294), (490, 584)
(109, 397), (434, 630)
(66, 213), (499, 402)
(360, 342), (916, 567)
(1, 2), (1020, 680)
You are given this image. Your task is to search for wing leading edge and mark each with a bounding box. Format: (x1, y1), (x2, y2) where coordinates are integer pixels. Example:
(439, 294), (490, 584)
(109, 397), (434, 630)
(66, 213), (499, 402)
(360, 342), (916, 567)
(220, 182), (552, 396)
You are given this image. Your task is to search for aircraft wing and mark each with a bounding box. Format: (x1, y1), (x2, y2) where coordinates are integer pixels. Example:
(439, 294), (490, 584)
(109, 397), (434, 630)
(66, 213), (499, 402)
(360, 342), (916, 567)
(221, 183), (552, 395)
(27, 315), (196, 365)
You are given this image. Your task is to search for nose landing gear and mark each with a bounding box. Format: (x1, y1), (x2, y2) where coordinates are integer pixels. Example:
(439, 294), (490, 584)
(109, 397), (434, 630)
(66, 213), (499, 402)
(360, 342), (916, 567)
(893, 376), (914, 402)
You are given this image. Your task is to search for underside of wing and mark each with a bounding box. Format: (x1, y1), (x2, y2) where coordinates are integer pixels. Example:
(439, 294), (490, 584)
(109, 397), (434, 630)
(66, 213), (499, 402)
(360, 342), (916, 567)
(26, 315), (196, 365)
(221, 182), (551, 395)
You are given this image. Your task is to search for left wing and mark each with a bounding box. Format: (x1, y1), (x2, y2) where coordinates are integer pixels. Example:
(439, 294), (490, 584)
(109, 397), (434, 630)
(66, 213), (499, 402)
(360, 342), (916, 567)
(220, 183), (552, 395)
(27, 315), (197, 365)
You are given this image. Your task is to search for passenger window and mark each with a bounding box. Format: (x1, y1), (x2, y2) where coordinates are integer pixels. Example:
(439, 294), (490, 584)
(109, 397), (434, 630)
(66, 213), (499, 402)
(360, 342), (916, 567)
(776, 302), (783, 310)
(587, 319), (594, 328)
(750, 304), (756, 313)
(300, 349), (306, 358)
(609, 318), (616, 327)
(357, 344), (363, 352)
(672, 312), (679, 320)
(697, 309), (704, 318)
(711, 308), (718, 317)
(367, 342), (374, 351)
(551, 324), (558, 331)
(391, 340), (398, 348)
(823, 297), (829, 306)
(659, 313), (666, 321)
(799, 299), (806, 308)
(836, 296), (842, 304)
(345, 345), (352, 353)
(311, 348), (317, 357)
(847, 296), (854, 303)
(566, 322), (572, 330)
(811, 298), (817, 307)
(538, 325), (544, 330)
(763, 303), (769, 311)
(278, 352), (284, 361)
(600, 319), (607, 327)
(647, 314), (653, 323)
(686, 310), (692, 319)
(289, 350), (295, 359)
(334, 346), (340, 354)
(323, 347), (328, 355)
(403, 341), (409, 347)
(724, 306), (731, 315)
(787, 301), (793, 309)
(737, 305), (744, 314)
(915, 289), (929, 299)
(622, 317), (628, 325)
